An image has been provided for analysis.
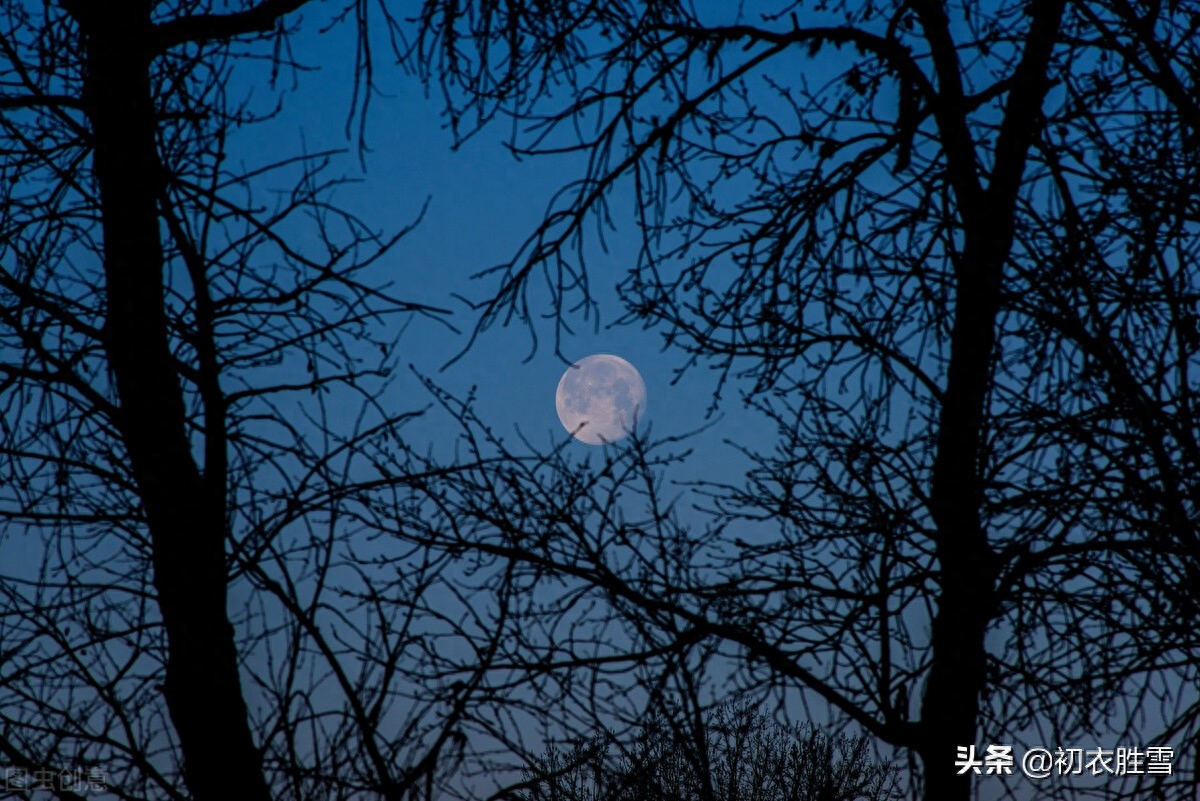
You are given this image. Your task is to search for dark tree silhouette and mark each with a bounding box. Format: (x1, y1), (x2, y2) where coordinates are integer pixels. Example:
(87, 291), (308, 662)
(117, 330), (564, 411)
(386, 1), (1200, 800)
(515, 702), (901, 801)
(1, 2), (539, 800)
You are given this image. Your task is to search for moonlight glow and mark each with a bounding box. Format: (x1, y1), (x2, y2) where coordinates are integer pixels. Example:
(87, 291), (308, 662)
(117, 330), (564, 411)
(555, 354), (647, 445)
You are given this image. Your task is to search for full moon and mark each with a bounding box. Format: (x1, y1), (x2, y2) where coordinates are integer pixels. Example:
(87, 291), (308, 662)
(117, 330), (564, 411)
(555, 354), (647, 445)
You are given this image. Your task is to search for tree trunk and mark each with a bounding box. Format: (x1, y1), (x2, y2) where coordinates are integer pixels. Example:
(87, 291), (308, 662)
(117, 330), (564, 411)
(918, 232), (1003, 801)
(77, 3), (273, 799)
(913, 2), (1067, 795)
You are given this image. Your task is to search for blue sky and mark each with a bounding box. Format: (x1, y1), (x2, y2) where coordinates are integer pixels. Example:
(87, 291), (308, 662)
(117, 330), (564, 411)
(200, 12), (1190, 797)
(201, 9), (793, 779)
(226, 10), (782, 480)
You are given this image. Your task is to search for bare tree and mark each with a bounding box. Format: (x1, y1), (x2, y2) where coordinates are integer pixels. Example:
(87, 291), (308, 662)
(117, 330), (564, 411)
(387, 1), (1200, 799)
(0, 2), (543, 800)
(515, 702), (901, 801)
